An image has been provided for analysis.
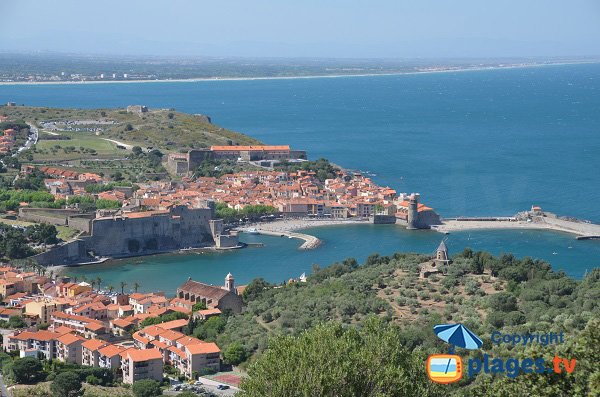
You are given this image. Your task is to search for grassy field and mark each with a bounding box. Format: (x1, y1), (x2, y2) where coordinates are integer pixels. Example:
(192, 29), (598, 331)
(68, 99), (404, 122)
(2, 105), (262, 151)
(33, 132), (127, 161)
(0, 217), (35, 227)
(57, 225), (80, 241)
(1, 105), (264, 181)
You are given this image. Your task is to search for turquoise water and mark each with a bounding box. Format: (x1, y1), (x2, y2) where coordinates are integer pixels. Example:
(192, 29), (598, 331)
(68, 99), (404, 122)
(2, 63), (599, 289)
(65, 225), (600, 293)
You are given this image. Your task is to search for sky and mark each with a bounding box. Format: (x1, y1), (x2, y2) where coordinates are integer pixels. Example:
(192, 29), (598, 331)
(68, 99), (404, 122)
(1, 0), (599, 58)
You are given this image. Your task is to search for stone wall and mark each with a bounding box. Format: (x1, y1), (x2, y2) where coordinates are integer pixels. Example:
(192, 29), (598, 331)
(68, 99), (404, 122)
(19, 208), (79, 226)
(371, 215), (397, 224)
(67, 215), (93, 234)
(215, 233), (239, 249)
(187, 149), (213, 171)
(86, 206), (215, 257)
(32, 239), (89, 265)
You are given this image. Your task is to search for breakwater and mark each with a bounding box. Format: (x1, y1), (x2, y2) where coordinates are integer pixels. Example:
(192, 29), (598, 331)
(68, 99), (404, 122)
(240, 229), (321, 250)
(434, 214), (600, 239)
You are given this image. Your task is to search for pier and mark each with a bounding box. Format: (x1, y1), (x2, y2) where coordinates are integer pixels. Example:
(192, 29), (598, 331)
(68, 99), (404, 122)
(241, 229), (322, 250)
(435, 212), (600, 239)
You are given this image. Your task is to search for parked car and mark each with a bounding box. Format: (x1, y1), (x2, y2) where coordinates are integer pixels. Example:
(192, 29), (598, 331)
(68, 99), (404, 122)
(217, 384), (230, 390)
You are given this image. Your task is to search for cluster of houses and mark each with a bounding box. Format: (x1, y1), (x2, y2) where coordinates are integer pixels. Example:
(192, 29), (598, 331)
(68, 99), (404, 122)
(19, 164), (440, 232)
(0, 128), (16, 155)
(133, 169), (440, 224)
(0, 265), (243, 384)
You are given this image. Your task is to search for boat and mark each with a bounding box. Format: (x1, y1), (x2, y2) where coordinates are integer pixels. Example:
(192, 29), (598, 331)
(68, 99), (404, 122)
(246, 228), (259, 234)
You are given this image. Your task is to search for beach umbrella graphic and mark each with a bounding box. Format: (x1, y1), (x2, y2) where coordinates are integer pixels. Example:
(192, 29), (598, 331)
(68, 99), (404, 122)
(434, 323), (483, 350)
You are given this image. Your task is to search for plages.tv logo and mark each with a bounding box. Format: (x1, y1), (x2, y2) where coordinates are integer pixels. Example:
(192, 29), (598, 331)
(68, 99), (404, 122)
(426, 323), (577, 384)
(426, 323), (482, 384)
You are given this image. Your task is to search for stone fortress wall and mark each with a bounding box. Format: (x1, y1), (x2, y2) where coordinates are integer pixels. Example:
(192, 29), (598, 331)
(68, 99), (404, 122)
(33, 202), (239, 265)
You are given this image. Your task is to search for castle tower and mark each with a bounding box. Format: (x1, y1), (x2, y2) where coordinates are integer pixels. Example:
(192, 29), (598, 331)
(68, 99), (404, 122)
(407, 193), (420, 229)
(225, 272), (235, 293)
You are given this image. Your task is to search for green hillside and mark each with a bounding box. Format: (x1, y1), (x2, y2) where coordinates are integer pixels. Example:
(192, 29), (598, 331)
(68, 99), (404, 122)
(193, 251), (599, 396)
(0, 105), (262, 181)
(1, 105), (261, 151)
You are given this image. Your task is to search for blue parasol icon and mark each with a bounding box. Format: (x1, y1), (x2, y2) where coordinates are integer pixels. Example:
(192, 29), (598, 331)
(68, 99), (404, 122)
(434, 323), (483, 350)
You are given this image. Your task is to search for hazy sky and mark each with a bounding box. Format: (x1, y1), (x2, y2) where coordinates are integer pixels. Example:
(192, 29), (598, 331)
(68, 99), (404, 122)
(1, 0), (599, 58)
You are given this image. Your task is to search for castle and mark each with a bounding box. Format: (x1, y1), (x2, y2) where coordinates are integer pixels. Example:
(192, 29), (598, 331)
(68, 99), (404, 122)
(32, 202), (239, 265)
(167, 145), (307, 175)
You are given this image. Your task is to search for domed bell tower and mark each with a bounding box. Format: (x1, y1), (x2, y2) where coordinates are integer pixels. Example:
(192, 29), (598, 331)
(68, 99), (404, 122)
(225, 272), (235, 293)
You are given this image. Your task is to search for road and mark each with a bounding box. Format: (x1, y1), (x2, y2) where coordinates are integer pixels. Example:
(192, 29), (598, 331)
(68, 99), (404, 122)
(20, 122), (39, 153)
(101, 138), (134, 150)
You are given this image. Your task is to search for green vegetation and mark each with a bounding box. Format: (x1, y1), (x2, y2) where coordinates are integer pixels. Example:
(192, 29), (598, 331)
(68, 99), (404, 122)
(223, 342), (248, 366)
(3, 105), (260, 151)
(207, 251), (599, 396)
(0, 188), (55, 211)
(239, 318), (441, 397)
(193, 159), (263, 178)
(0, 105), (264, 183)
(0, 315), (28, 329)
(3, 356), (45, 384)
(0, 222), (61, 259)
(33, 133), (123, 161)
(51, 371), (82, 397)
(84, 182), (137, 193)
(275, 158), (339, 181)
(132, 379), (162, 397)
(215, 203), (277, 223)
(187, 314), (229, 341)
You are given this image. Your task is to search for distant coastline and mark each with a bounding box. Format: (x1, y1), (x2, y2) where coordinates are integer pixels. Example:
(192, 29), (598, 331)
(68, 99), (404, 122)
(1, 60), (598, 86)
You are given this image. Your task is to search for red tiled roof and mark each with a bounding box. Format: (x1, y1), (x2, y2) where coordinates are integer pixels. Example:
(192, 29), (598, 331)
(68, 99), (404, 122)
(126, 348), (162, 362)
(186, 342), (220, 355)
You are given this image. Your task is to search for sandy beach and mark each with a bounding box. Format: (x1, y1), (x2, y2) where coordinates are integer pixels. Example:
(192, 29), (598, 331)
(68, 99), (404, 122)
(238, 218), (370, 249)
(243, 218), (369, 233)
(1, 61), (596, 86)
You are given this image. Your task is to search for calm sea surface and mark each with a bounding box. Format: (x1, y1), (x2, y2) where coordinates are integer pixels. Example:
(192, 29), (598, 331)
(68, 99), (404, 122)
(1, 63), (599, 291)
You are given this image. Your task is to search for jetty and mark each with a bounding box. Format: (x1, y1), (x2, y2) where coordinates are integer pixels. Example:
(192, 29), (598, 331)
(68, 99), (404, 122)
(434, 209), (600, 239)
(249, 229), (322, 250)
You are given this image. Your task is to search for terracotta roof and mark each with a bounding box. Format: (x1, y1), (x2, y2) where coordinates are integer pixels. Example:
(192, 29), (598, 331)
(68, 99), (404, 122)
(156, 319), (188, 330)
(158, 329), (184, 342)
(85, 322), (104, 332)
(178, 279), (229, 301)
(98, 344), (125, 358)
(167, 345), (186, 359)
(140, 326), (164, 338)
(57, 333), (84, 345)
(176, 336), (203, 347)
(211, 145), (289, 151)
(133, 332), (150, 346)
(151, 339), (169, 350)
(126, 348), (162, 362)
(12, 330), (58, 342)
(112, 318), (134, 328)
(198, 308), (221, 316)
(186, 342), (220, 355)
(82, 339), (108, 351)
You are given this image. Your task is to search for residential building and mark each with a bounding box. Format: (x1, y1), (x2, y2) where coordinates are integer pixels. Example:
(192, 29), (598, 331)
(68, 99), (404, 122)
(120, 348), (163, 384)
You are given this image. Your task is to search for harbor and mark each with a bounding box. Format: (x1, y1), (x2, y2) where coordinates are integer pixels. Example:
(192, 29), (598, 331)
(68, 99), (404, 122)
(434, 209), (600, 239)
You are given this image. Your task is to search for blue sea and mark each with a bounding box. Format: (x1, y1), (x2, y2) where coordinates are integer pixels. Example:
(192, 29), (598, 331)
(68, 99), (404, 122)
(2, 63), (599, 291)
